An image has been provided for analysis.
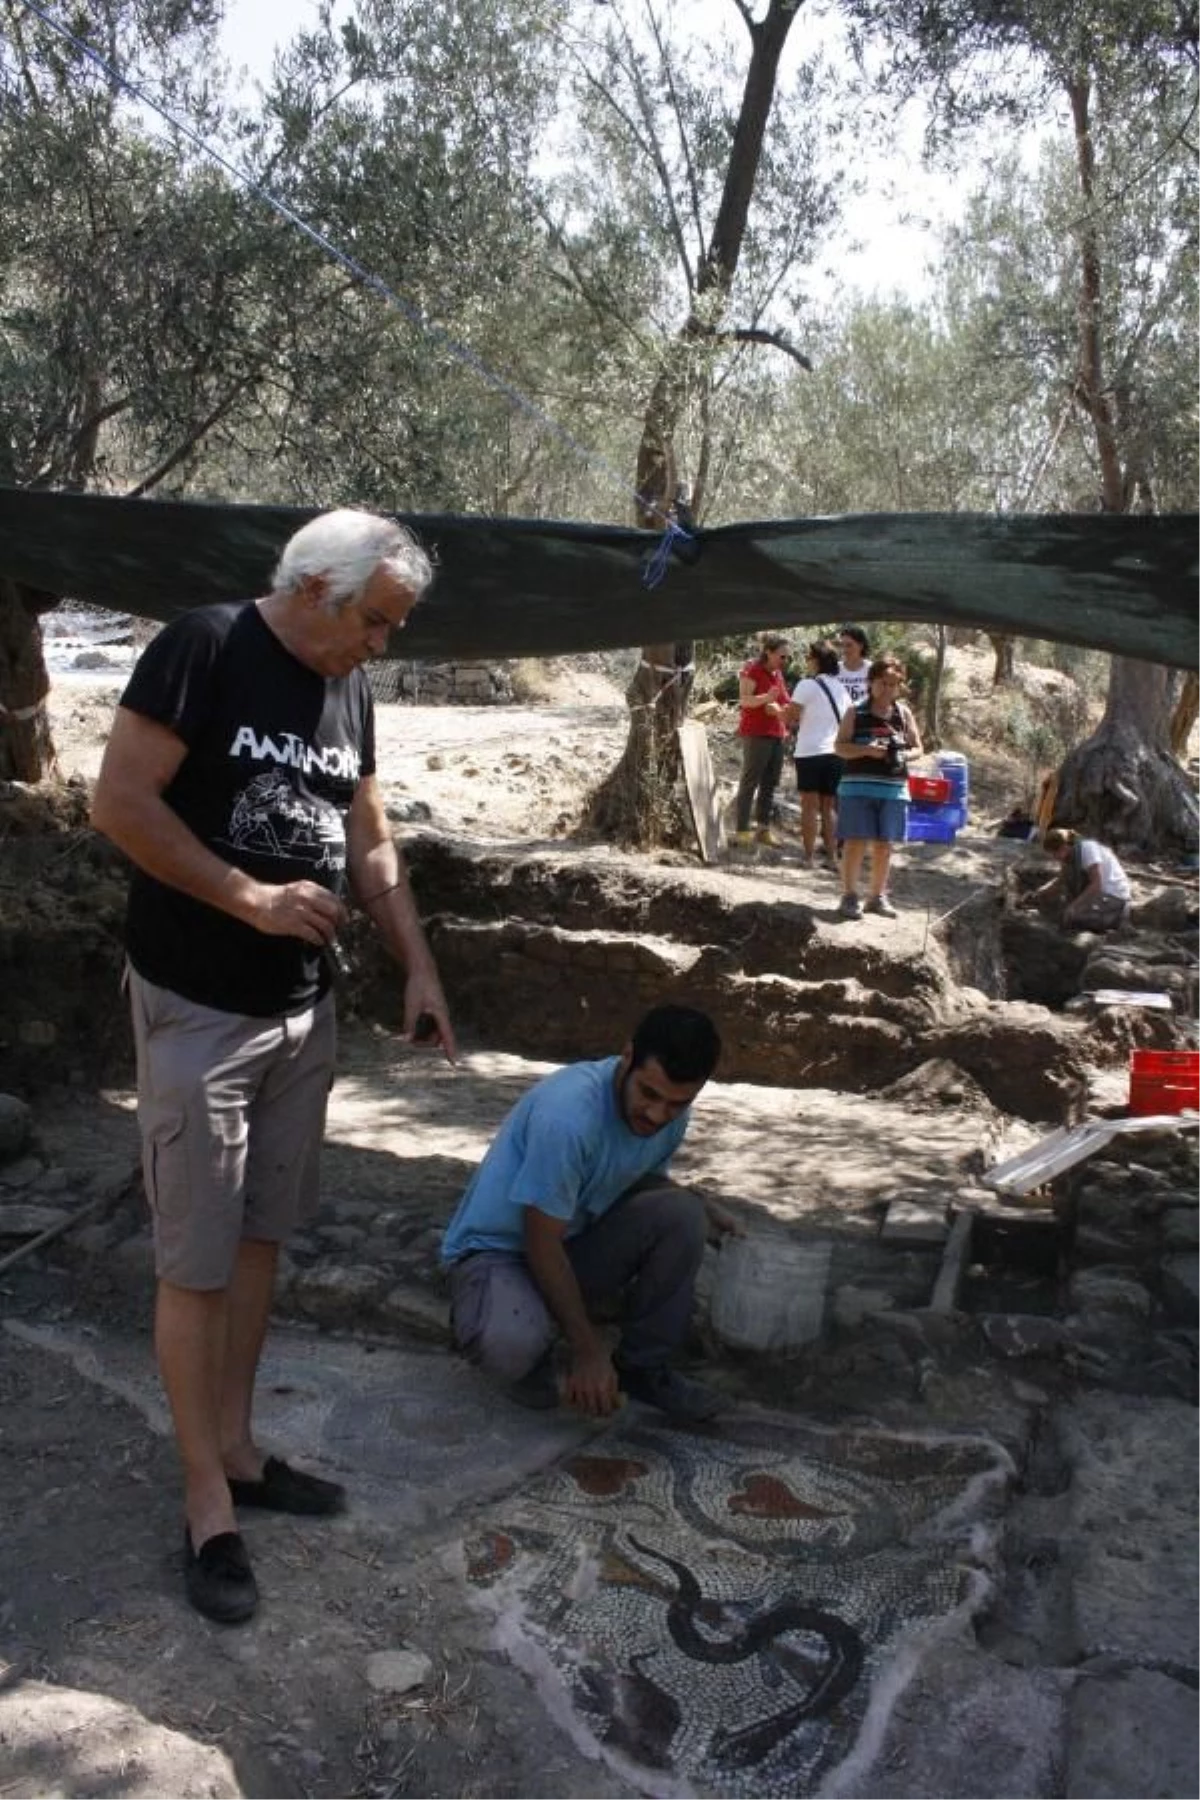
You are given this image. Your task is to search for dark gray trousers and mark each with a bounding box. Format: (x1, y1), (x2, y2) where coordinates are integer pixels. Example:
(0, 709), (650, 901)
(447, 1183), (706, 1382)
(736, 736), (785, 830)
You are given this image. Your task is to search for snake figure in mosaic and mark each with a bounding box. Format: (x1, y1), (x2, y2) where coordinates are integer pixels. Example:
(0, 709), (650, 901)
(626, 1529), (863, 1765)
(465, 1419), (1009, 1795)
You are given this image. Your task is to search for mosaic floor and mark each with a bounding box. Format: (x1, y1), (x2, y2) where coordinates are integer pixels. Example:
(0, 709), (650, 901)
(464, 1412), (1011, 1797)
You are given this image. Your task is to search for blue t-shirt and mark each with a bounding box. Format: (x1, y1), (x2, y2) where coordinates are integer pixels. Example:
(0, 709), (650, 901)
(441, 1056), (689, 1264)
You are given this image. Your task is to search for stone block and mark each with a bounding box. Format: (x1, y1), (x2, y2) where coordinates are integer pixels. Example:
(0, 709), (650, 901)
(709, 1235), (830, 1352)
(881, 1199), (950, 1245)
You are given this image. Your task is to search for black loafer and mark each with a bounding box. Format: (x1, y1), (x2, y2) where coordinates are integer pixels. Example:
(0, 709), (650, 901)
(228, 1455), (347, 1516)
(184, 1529), (258, 1624)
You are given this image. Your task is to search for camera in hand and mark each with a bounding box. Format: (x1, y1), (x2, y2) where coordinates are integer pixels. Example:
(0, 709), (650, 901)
(884, 737), (909, 776)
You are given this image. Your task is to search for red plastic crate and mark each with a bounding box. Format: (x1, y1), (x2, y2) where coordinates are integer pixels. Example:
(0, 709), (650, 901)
(1128, 1049), (1200, 1116)
(908, 774), (952, 804)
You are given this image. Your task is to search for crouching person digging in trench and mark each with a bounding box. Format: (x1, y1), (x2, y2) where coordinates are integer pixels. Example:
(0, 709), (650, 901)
(441, 1005), (741, 1424)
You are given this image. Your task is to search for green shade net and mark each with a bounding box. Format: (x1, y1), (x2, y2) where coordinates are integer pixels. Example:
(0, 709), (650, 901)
(0, 488), (1195, 669)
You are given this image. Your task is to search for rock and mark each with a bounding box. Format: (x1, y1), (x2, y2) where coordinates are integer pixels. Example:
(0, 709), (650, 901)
(0, 1680), (238, 1797)
(0, 1156), (44, 1191)
(364, 1648), (433, 1695)
(0, 1202), (72, 1238)
(1128, 886), (1197, 934)
(315, 1224), (368, 1252)
(1066, 1667), (1200, 1799)
(1163, 1208), (1199, 1250)
(1160, 1252), (1199, 1323)
(377, 1283), (452, 1343)
(385, 796), (432, 824)
(832, 1285), (897, 1329)
(979, 1314), (1066, 1359)
(1067, 1268), (1154, 1317)
(0, 1093), (32, 1161)
(879, 1057), (998, 1114)
(291, 1263), (390, 1325)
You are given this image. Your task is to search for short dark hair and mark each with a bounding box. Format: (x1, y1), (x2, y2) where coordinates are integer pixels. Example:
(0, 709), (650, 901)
(629, 1005), (721, 1084)
(839, 625), (869, 653)
(809, 637), (840, 675)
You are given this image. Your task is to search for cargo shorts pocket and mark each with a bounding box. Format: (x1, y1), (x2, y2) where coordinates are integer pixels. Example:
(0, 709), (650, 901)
(144, 1111), (190, 1225)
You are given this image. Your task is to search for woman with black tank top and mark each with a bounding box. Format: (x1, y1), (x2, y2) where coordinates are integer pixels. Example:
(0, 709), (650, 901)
(834, 655), (922, 919)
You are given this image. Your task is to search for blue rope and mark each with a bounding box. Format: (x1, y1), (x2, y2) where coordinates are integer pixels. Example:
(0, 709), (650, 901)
(17, 0), (697, 577)
(642, 519), (691, 589)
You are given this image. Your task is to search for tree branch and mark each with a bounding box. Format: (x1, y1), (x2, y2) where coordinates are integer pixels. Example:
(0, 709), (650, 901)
(704, 323), (813, 368)
(123, 377), (256, 500)
(645, 3), (707, 270)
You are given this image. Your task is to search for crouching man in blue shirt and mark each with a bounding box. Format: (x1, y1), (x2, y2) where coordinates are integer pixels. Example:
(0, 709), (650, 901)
(441, 1005), (739, 1424)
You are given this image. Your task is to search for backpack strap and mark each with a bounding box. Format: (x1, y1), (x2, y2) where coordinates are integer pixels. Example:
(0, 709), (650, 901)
(814, 677), (843, 722)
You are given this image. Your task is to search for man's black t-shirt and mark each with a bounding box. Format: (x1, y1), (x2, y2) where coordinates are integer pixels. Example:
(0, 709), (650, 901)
(120, 602), (376, 1017)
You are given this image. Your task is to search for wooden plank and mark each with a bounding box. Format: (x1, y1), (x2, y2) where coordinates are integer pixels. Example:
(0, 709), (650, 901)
(930, 1211), (977, 1314)
(678, 719), (724, 864)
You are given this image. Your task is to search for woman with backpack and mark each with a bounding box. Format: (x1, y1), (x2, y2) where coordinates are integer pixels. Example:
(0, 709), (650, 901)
(789, 638), (849, 869)
(834, 654), (923, 919)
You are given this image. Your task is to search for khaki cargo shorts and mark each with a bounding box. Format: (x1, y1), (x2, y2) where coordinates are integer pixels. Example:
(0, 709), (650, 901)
(127, 969), (336, 1290)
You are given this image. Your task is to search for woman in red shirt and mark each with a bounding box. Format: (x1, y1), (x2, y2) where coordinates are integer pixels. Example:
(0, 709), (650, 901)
(735, 633), (791, 847)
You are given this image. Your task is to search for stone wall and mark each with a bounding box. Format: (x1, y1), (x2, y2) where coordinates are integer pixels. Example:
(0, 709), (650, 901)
(366, 660), (512, 705)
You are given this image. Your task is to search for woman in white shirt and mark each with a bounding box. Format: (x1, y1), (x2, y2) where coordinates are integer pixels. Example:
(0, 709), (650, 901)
(1029, 827), (1132, 931)
(788, 639), (849, 867)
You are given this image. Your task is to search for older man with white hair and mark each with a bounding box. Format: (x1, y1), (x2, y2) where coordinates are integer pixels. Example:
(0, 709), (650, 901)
(92, 508), (456, 1624)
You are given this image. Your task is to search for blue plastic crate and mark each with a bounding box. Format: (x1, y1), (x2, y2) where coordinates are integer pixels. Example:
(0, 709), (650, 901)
(910, 798), (967, 830)
(905, 812), (958, 844)
(934, 752), (970, 805)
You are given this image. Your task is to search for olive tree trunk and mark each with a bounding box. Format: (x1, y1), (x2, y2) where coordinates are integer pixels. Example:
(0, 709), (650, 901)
(583, 0), (803, 846)
(0, 579), (59, 784)
(1054, 656), (1198, 855)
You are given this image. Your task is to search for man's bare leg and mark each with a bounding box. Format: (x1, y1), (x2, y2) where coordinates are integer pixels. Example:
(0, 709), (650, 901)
(154, 1278), (237, 1549)
(219, 1237), (280, 1484)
